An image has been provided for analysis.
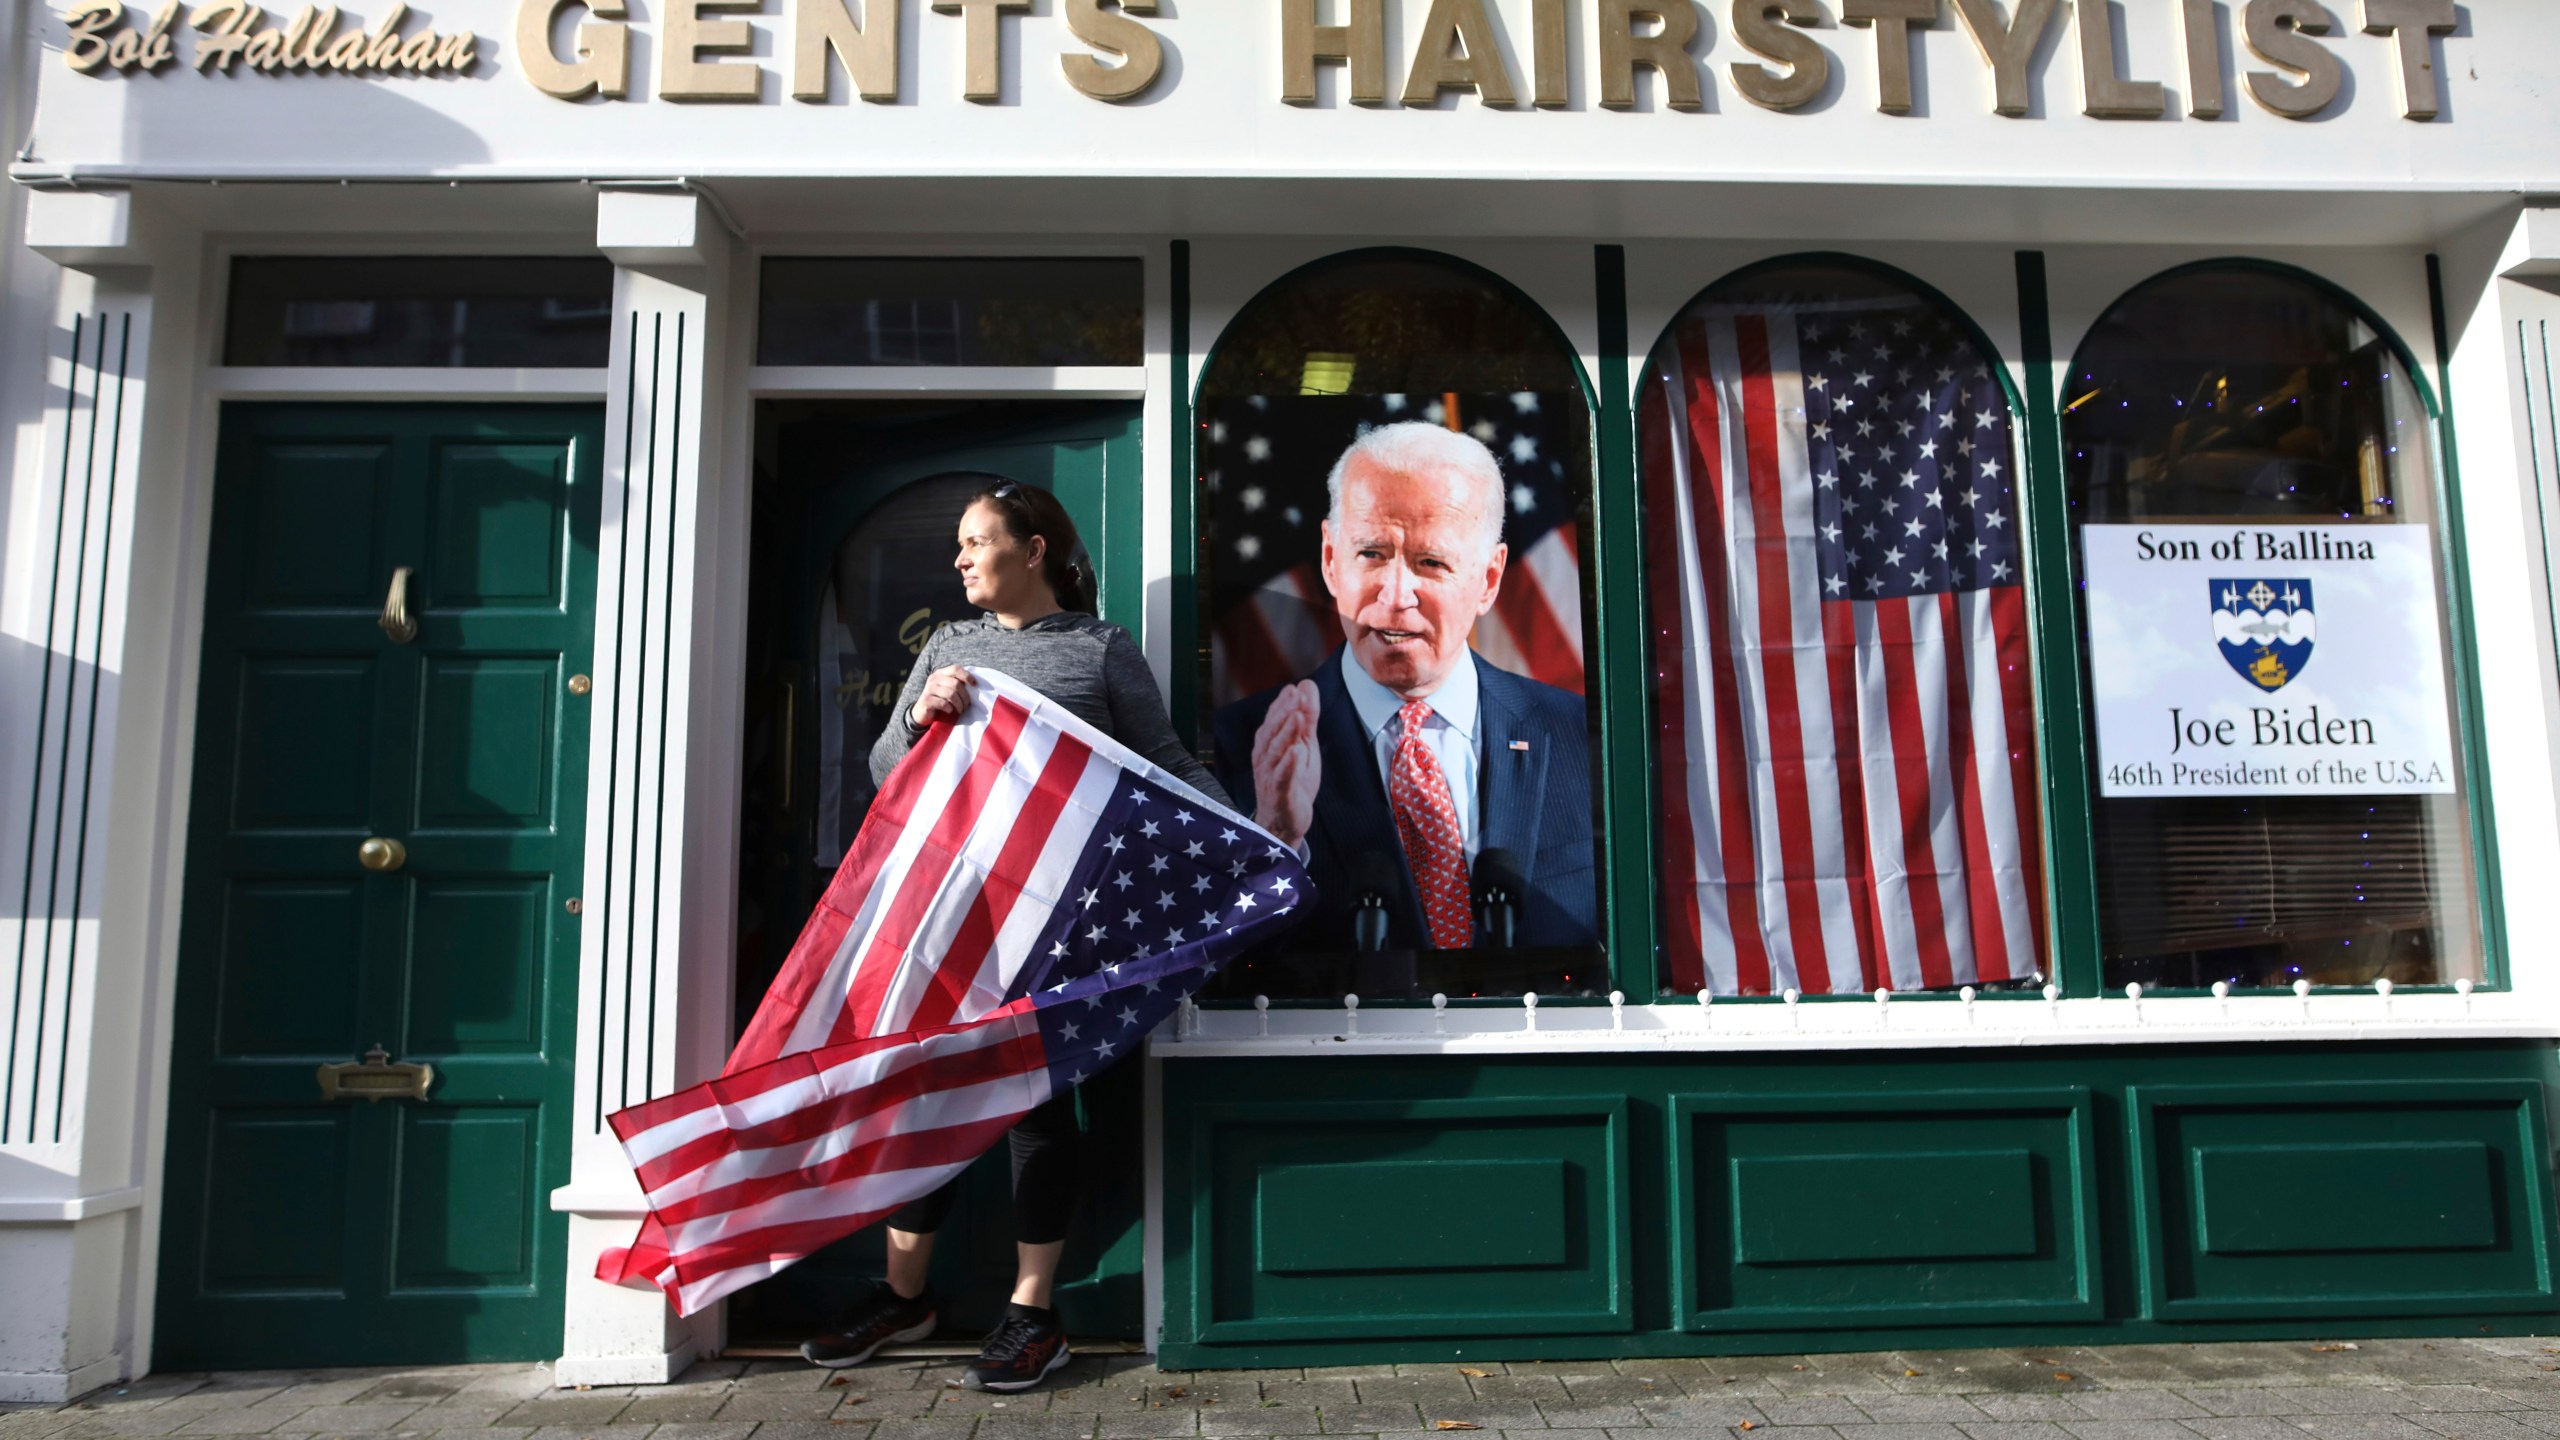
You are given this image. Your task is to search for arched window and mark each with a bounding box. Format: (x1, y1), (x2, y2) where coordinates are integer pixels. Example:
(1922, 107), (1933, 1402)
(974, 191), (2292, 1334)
(1193, 250), (1602, 999)
(1640, 259), (2044, 999)
(2064, 264), (2482, 991)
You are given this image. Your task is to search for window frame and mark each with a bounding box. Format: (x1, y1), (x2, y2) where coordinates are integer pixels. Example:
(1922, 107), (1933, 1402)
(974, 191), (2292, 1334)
(1183, 243), (1615, 1008)
(2039, 255), (2505, 997)
(1628, 250), (2054, 1002)
(1166, 241), (2506, 1022)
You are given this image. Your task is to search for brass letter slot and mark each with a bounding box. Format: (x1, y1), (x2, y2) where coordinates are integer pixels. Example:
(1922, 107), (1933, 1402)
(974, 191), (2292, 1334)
(316, 1044), (435, 1103)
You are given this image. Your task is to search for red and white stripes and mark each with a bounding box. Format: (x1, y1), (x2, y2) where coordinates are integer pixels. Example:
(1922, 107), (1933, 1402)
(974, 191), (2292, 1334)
(1647, 311), (2044, 996)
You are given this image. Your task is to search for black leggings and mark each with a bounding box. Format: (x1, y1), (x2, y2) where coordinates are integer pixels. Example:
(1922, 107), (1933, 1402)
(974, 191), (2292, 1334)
(885, 1089), (1080, 1245)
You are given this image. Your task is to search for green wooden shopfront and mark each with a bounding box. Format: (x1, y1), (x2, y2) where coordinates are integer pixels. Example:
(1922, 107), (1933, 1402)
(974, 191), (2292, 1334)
(12, 3), (2560, 1386)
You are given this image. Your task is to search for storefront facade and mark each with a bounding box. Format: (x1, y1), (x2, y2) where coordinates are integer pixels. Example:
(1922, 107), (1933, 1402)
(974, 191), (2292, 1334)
(7, 0), (2560, 1402)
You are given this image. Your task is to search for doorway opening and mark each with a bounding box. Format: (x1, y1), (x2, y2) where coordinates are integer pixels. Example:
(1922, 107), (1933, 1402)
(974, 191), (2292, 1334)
(723, 399), (1148, 1352)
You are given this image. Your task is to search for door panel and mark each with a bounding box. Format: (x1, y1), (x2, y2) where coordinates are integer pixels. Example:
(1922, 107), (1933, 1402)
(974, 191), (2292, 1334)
(426, 443), (572, 608)
(242, 442), (391, 606)
(392, 1107), (543, 1289)
(231, 659), (377, 826)
(200, 1109), (354, 1291)
(417, 657), (559, 824)
(408, 880), (548, 1051)
(215, 882), (365, 1055)
(159, 403), (602, 1368)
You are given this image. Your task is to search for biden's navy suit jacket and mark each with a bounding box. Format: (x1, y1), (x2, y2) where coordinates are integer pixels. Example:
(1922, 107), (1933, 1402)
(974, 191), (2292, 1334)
(1212, 648), (1599, 951)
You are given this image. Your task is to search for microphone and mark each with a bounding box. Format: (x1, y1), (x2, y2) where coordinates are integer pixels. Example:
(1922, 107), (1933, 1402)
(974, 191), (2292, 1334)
(1349, 851), (1398, 954)
(1472, 848), (1525, 951)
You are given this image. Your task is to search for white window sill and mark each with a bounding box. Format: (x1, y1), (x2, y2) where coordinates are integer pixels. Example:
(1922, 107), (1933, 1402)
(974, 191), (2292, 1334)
(1154, 991), (2556, 1056)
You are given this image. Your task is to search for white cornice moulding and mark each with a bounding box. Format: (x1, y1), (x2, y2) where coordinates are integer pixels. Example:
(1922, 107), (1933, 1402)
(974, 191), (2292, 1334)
(597, 189), (727, 268)
(0, 1187), (145, 1223)
(2504, 204), (2560, 279)
(550, 1183), (650, 1218)
(24, 187), (139, 267)
(1154, 992), (2558, 1057)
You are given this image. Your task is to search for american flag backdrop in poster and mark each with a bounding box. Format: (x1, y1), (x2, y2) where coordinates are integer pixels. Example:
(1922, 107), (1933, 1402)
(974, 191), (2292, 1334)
(599, 669), (1310, 1315)
(1203, 392), (1592, 707)
(1642, 300), (2045, 998)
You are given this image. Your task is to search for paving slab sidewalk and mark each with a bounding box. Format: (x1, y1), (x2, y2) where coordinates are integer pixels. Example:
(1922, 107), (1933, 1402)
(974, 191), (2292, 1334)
(10, 1338), (2560, 1440)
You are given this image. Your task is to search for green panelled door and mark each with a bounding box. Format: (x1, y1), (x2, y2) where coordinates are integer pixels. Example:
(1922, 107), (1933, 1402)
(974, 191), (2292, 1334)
(158, 404), (602, 1368)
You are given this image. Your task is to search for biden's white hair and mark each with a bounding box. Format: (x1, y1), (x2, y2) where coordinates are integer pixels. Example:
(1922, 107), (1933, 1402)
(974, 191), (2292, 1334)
(1324, 420), (1507, 560)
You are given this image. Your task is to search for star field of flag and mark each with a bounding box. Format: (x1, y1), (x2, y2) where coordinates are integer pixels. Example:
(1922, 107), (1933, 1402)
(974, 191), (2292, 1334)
(1803, 314), (2022, 603)
(1023, 773), (1309, 1090)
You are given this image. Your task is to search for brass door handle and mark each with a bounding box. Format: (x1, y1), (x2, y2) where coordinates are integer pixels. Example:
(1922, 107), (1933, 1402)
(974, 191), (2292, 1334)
(316, 1044), (434, 1103)
(378, 566), (417, 644)
(358, 837), (407, 872)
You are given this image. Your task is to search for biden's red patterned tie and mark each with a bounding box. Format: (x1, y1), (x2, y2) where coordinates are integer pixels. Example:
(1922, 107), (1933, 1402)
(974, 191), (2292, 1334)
(1389, 700), (1472, 949)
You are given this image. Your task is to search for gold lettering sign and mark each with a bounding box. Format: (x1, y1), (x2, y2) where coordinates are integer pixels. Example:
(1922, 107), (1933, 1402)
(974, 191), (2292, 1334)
(52, 0), (2456, 121)
(63, 0), (478, 74)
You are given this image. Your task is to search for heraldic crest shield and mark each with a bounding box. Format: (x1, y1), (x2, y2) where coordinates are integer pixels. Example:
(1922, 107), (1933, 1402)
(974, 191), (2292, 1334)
(2211, 578), (2316, 692)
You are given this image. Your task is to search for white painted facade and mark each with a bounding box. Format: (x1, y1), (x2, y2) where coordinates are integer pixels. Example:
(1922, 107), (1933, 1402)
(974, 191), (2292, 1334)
(4, 0), (2560, 1403)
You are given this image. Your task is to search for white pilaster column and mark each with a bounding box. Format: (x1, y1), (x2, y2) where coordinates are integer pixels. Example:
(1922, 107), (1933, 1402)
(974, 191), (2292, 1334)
(553, 191), (747, 1387)
(0, 189), (156, 1404)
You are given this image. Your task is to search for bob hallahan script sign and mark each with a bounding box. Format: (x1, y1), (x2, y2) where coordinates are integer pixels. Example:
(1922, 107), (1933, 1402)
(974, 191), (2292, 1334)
(2080, 523), (2458, 798)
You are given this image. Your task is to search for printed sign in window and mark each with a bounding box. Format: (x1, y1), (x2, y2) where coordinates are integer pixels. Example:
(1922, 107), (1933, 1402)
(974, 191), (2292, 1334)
(2082, 523), (2457, 797)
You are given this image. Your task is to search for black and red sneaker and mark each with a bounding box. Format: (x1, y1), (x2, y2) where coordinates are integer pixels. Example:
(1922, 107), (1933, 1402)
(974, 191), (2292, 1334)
(799, 1284), (936, 1369)
(961, 1305), (1071, 1392)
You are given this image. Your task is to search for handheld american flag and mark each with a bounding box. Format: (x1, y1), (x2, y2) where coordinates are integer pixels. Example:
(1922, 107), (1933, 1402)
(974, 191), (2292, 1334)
(1644, 295), (2046, 998)
(598, 669), (1311, 1315)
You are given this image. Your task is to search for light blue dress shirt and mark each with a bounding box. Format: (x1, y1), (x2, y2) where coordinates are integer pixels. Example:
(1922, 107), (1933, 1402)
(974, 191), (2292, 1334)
(1339, 650), (1484, 861)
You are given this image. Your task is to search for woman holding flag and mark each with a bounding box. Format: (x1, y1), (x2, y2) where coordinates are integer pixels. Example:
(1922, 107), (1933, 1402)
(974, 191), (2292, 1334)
(797, 479), (1230, 1392)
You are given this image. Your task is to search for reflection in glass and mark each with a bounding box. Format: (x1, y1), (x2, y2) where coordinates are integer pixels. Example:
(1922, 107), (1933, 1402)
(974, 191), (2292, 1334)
(1639, 262), (2045, 999)
(224, 257), (613, 368)
(1196, 251), (1602, 1001)
(2065, 265), (2480, 990)
(1197, 253), (1584, 399)
(758, 258), (1142, 367)
(812, 472), (1002, 865)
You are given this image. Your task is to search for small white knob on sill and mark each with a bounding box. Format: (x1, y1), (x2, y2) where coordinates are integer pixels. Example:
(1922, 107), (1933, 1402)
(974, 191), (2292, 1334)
(1959, 985), (1978, 1024)
(1782, 988), (1802, 1028)
(1522, 992), (1540, 1032)
(1431, 993), (1449, 1034)
(1253, 994), (1270, 1037)
(1343, 993), (1360, 1036)
(1609, 991), (1626, 1031)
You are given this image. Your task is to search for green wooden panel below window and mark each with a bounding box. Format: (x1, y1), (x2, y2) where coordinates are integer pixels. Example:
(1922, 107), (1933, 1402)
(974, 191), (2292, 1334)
(1160, 1046), (2560, 1369)
(1259, 1159), (1569, 1274)
(1675, 1091), (2102, 1332)
(1189, 1097), (1634, 1343)
(2196, 1142), (2498, 1255)
(2131, 1081), (2557, 1319)
(1732, 1151), (2041, 1266)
